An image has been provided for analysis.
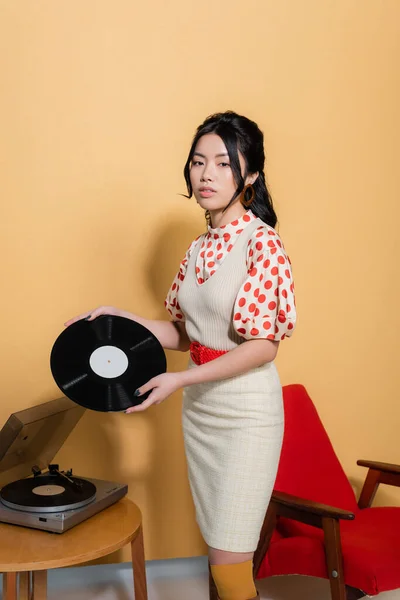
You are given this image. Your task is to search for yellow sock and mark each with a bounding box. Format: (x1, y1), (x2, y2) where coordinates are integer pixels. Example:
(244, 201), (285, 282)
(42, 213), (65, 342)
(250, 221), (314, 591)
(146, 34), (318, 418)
(210, 559), (257, 600)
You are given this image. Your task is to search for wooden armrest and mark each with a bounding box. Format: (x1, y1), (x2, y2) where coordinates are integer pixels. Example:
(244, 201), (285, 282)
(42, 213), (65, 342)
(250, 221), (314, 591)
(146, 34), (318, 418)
(358, 459), (400, 508)
(272, 490), (355, 521)
(254, 490), (352, 586)
(357, 459), (400, 475)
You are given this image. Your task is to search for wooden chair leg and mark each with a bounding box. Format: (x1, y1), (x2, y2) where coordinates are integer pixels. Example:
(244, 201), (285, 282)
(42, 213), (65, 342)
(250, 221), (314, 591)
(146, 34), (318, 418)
(253, 501), (278, 576)
(130, 525), (148, 600)
(32, 570), (47, 600)
(19, 571), (31, 600)
(322, 517), (346, 600)
(358, 469), (380, 509)
(208, 561), (219, 600)
(345, 585), (366, 600)
(3, 573), (18, 600)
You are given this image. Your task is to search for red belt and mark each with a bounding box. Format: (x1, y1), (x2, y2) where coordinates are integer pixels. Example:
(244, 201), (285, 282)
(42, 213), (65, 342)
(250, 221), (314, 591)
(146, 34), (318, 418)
(189, 341), (228, 365)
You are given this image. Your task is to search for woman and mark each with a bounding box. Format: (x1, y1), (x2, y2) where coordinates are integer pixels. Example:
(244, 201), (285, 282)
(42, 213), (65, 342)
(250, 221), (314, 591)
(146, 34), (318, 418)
(66, 111), (296, 600)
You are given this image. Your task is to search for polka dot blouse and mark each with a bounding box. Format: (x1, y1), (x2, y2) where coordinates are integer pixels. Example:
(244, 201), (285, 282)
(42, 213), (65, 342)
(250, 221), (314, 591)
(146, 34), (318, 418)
(165, 210), (296, 341)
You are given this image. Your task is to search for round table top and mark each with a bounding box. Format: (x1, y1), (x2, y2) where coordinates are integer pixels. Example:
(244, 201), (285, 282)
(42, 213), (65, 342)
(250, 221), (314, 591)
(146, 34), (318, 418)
(0, 498), (142, 572)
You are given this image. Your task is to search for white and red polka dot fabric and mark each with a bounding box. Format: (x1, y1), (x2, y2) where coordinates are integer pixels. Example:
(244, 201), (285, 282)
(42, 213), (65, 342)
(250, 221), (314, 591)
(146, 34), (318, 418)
(165, 210), (296, 341)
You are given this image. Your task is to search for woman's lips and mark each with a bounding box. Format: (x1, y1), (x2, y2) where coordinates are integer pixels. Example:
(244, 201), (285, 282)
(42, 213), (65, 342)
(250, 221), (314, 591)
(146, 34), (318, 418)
(199, 188), (216, 198)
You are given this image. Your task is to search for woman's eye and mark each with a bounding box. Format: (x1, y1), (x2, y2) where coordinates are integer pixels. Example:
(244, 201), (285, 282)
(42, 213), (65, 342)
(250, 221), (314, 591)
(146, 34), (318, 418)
(219, 162), (230, 167)
(192, 161), (203, 166)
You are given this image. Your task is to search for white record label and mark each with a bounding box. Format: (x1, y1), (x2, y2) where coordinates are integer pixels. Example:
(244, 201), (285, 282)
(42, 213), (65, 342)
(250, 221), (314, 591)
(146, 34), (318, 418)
(33, 485), (65, 496)
(89, 345), (129, 379)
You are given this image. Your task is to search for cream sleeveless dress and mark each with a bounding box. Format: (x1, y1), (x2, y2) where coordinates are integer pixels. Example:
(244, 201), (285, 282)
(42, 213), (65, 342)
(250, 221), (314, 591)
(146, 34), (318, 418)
(178, 219), (284, 553)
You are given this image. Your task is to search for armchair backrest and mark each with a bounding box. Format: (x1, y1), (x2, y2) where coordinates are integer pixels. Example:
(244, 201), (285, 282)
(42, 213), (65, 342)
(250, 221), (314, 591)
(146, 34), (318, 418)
(274, 384), (358, 511)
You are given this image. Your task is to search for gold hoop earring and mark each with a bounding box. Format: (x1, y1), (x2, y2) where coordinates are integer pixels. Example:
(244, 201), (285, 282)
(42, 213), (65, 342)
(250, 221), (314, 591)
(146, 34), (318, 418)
(241, 184), (255, 208)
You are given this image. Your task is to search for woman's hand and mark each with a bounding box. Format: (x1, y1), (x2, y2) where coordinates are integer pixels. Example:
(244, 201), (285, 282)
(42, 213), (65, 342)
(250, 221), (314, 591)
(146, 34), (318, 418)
(64, 306), (123, 327)
(125, 372), (184, 413)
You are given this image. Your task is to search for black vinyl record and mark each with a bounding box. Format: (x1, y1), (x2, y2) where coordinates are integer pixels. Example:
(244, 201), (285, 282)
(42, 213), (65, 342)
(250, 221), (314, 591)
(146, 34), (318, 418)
(50, 315), (167, 412)
(0, 475), (96, 513)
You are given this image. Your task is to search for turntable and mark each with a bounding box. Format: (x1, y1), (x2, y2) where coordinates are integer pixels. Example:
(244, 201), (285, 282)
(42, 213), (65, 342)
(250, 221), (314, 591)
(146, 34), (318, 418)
(0, 396), (127, 533)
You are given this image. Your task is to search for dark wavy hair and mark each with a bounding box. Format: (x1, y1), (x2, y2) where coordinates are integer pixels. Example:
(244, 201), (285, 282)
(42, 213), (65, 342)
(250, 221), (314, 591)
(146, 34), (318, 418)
(183, 111), (277, 228)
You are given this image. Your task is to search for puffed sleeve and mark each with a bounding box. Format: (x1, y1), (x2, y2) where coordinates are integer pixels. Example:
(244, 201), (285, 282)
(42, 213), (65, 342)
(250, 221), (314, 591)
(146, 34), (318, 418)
(233, 225), (296, 340)
(164, 235), (202, 322)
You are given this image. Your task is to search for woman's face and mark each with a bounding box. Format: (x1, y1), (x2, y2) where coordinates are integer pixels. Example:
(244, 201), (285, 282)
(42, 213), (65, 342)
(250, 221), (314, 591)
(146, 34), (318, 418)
(190, 133), (248, 219)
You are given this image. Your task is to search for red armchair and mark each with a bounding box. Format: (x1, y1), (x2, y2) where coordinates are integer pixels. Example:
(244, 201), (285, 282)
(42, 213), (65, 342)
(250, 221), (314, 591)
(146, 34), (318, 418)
(252, 384), (400, 600)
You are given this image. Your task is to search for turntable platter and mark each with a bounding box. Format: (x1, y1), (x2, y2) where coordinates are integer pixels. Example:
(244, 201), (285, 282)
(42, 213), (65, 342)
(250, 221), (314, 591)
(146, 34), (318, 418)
(0, 475), (96, 513)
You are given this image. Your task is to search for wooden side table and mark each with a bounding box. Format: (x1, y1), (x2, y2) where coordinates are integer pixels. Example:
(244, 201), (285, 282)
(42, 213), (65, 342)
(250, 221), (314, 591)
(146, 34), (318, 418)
(0, 498), (147, 600)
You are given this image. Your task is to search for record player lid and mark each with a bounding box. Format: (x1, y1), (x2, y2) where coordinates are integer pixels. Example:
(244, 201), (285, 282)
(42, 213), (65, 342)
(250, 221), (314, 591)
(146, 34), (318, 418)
(0, 397), (85, 486)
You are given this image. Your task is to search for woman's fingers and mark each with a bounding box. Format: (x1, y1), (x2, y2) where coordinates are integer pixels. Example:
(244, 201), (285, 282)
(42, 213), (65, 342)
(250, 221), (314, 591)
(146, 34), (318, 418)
(124, 380), (157, 413)
(64, 312), (93, 327)
(133, 377), (157, 398)
(63, 306), (114, 327)
(125, 395), (157, 413)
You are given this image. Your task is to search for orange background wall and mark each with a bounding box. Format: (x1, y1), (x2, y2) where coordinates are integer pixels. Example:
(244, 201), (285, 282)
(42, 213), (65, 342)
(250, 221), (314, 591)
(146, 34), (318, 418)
(0, 0), (399, 562)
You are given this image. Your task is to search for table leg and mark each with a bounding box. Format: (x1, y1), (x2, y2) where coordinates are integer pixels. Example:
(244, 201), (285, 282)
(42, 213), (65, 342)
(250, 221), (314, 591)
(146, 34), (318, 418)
(130, 525), (148, 600)
(3, 573), (17, 600)
(32, 570), (47, 600)
(19, 571), (31, 600)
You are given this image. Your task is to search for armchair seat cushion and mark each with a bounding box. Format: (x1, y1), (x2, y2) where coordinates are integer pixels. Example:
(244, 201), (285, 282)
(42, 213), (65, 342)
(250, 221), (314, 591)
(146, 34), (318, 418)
(257, 535), (326, 580)
(258, 507), (400, 596)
